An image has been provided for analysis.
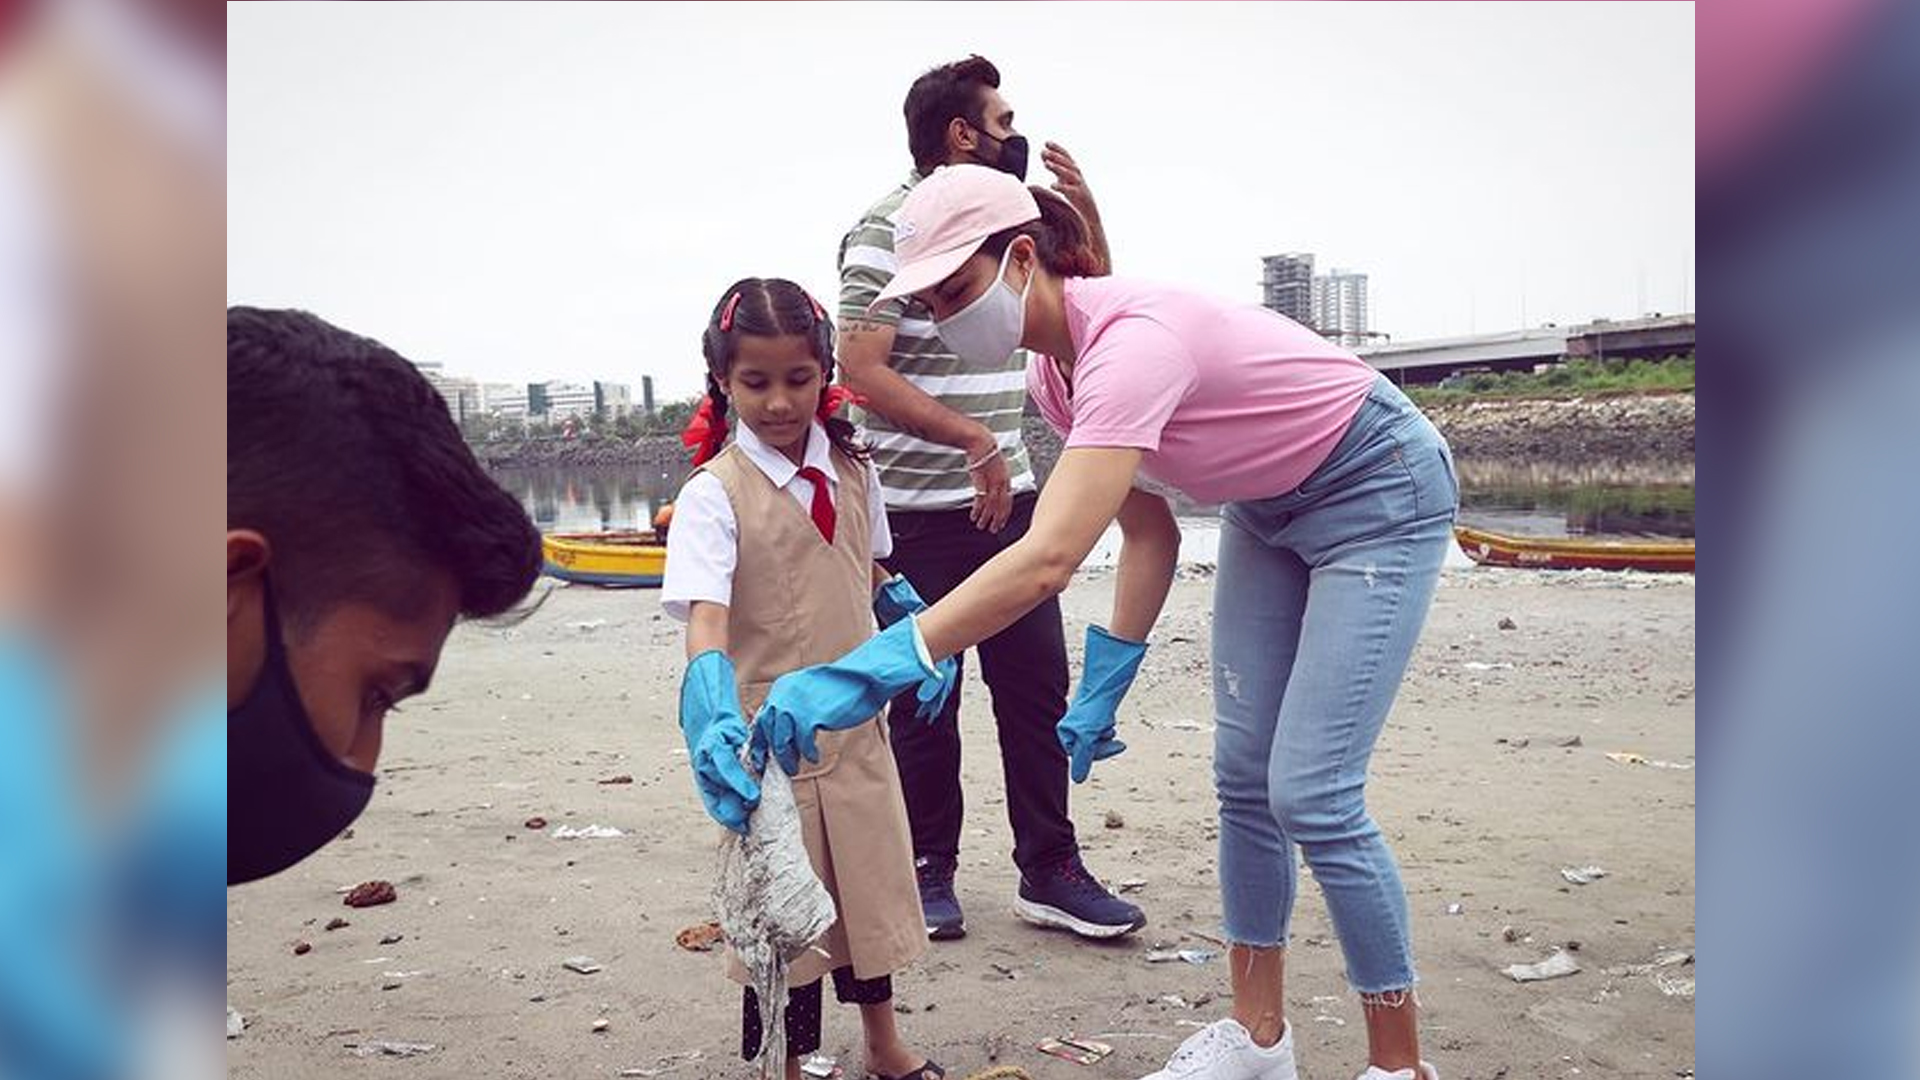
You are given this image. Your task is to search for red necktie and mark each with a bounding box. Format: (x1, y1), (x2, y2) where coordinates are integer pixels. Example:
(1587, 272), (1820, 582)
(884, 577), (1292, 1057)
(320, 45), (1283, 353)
(796, 466), (836, 544)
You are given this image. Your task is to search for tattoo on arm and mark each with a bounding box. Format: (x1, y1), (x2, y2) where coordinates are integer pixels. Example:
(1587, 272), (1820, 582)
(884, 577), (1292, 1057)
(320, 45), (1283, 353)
(841, 317), (949, 444)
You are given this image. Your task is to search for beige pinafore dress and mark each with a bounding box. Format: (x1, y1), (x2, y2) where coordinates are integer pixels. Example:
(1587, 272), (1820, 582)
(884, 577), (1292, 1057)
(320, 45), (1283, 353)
(700, 443), (925, 985)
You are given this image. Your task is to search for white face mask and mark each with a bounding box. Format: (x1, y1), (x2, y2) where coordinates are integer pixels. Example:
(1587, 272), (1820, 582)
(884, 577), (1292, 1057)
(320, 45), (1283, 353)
(934, 245), (1029, 366)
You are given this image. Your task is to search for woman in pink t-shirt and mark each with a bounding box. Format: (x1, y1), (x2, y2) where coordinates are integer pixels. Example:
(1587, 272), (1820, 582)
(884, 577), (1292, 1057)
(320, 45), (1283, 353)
(756, 166), (1457, 1080)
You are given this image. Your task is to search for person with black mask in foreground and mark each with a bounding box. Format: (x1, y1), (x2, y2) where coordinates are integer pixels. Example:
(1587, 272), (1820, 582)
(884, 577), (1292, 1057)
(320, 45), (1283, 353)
(226, 306), (541, 885)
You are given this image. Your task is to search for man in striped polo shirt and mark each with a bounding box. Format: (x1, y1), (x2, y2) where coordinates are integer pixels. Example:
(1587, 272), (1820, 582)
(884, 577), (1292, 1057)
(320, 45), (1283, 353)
(836, 55), (1144, 942)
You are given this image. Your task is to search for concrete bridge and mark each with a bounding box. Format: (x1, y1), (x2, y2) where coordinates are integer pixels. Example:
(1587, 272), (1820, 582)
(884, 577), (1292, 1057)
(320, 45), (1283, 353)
(1357, 313), (1693, 383)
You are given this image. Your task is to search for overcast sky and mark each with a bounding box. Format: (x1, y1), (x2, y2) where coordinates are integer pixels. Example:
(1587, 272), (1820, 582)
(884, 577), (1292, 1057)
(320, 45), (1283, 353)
(228, 1), (1695, 401)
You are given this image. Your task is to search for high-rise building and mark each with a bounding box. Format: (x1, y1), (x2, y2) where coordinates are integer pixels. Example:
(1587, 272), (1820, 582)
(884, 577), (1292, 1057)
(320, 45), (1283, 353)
(1261, 253), (1315, 326)
(1312, 269), (1371, 348)
(537, 381), (598, 421)
(593, 381), (633, 420)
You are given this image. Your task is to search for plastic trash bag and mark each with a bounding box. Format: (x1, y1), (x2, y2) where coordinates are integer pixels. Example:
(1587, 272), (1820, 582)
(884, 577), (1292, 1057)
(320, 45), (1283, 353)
(715, 755), (836, 1074)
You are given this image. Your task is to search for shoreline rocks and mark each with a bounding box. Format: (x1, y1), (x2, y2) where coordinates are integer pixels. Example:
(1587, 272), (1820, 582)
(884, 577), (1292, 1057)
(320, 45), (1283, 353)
(473, 392), (1695, 477)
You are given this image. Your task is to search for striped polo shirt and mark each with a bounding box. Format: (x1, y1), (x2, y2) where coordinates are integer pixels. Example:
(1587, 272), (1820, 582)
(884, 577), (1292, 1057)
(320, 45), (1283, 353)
(837, 171), (1036, 512)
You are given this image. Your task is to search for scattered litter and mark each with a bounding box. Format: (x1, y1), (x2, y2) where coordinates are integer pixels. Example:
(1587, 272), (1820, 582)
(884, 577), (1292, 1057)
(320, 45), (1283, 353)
(381, 970), (427, 980)
(1462, 661), (1514, 672)
(1103, 810), (1125, 829)
(1606, 948), (1693, 976)
(552, 824), (625, 840)
(591, 1018), (611, 1033)
(324, 917), (350, 931)
(1157, 994), (1192, 1009)
(1558, 735), (1584, 748)
(347, 1041), (436, 1058)
(1497, 617), (1518, 631)
(1605, 946), (1694, 998)
(226, 1008), (245, 1039)
(1116, 878), (1148, 893)
(1446, 902), (1466, 915)
(989, 962), (1019, 979)
(1144, 948), (1218, 965)
(1653, 971), (1696, 998)
(1312, 1014), (1347, 1027)
(524, 816), (549, 830)
(1504, 949), (1581, 982)
(674, 920), (725, 952)
(1037, 1036), (1114, 1064)
(1502, 925), (1526, 944)
(345, 880), (397, 908)
(1605, 751), (1693, 770)
(379, 933), (404, 945)
(1164, 719), (1209, 732)
(800, 1054), (842, 1078)
(569, 619), (608, 632)
(1560, 865), (1608, 885)
(598, 774), (635, 785)
(561, 956), (603, 975)
(293, 941), (312, 956)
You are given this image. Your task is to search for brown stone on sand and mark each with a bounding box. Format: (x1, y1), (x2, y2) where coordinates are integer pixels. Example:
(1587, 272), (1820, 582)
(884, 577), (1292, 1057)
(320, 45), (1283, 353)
(344, 880), (397, 908)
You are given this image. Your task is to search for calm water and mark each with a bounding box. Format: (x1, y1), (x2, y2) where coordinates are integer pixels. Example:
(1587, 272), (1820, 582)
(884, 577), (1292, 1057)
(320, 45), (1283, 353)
(493, 455), (1695, 564)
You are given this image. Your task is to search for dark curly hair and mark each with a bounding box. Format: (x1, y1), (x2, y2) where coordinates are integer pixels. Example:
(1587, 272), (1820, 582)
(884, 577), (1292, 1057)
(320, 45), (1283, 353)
(228, 307), (541, 632)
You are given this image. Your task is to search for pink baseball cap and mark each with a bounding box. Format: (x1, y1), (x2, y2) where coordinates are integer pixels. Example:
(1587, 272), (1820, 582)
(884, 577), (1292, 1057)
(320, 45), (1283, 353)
(871, 164), (1041, 309)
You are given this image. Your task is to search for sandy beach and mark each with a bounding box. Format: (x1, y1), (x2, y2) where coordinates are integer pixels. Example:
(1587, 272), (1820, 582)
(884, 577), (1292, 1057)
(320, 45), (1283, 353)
(226, 562), (1695, 1080)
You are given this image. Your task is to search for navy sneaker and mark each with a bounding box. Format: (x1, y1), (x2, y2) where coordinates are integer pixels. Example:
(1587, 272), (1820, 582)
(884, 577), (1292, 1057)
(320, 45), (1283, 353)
(1015, 855), (1147, 939)
(915, 855), (966, 940)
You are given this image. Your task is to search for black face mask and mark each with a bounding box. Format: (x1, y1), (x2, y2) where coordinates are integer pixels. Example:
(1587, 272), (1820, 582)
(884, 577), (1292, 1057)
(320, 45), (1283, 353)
(969, 126), (1029, 181)
(228, 583), (375, 884)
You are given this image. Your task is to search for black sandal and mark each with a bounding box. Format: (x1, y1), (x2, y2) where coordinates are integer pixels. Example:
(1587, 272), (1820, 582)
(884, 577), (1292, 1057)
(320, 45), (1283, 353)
(871, 1061), (945, 1080)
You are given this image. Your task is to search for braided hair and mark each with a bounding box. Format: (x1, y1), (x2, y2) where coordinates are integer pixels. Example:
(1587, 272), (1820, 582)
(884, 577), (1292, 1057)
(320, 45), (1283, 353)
(696, 278), (870, 465)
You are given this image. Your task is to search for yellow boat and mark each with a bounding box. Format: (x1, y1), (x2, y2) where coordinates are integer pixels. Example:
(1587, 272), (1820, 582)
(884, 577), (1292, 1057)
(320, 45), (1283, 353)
(1454, 524), (1694, 573)
(541, 530), (667, 588)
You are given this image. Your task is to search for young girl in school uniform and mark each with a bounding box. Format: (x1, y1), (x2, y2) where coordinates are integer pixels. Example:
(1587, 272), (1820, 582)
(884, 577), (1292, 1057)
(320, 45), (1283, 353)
(661, 277), (951, 1080)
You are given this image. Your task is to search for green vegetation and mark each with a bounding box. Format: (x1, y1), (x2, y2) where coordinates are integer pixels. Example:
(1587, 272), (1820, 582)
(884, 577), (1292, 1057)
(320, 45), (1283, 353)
(1407, 355), (1694, 406)
(460, 395), (706, 444)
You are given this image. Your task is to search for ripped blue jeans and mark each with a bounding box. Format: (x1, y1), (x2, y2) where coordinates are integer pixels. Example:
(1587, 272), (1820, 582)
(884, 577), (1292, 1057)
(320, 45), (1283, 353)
(1211, 377), (1456, 996)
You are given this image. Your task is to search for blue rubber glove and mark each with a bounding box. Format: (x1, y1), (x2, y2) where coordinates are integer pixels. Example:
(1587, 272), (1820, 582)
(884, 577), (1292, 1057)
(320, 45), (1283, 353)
(0, 633), (123, 1080)
(873, 575), (960, 722)
(679, 650), (761, 833)
(1058, 625), (1147, 783)
(752, 618), (938, 775)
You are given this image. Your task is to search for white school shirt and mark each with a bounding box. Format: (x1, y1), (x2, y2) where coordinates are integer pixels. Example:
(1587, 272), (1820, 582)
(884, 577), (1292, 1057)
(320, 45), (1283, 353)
(661, 420), (892, 622)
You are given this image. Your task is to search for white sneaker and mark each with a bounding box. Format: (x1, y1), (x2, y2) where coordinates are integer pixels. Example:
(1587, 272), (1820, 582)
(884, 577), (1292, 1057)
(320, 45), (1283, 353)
(1139, 1018), (1297, 1080)
(1354, 1063), (1440, 1080)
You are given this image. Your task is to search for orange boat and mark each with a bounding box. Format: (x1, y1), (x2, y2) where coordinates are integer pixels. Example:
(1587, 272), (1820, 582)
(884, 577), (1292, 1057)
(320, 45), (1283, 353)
(1454, 524), (1694, 573)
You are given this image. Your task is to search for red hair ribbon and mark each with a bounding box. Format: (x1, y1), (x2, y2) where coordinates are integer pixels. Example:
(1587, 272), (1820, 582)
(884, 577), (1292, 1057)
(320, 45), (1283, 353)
(681, 394), (727, 466)
(718, 292), (743, 332)
(817, 384), (867, 421)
